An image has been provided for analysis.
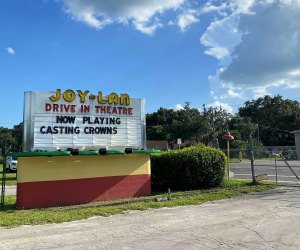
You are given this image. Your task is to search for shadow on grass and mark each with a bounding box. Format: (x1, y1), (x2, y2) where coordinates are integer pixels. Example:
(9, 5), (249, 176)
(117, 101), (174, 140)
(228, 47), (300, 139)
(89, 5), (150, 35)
(0, 196), (16, 212)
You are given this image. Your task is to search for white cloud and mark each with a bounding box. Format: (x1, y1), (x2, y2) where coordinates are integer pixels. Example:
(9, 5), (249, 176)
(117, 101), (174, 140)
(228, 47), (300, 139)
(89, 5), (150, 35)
(285, 80), (300, 89)
(133, 21), (163, 35)
(227, 87), (243, 99)
(230, 0), (256, 13)
(208, 67), (243, 100)
(206, 100), (233, 113)
(6, 47), (15, 55)
(200, 14), (241, 61)
(252, 87), (271, 99)
(201, 0), (300, 107)
(204, 46), (229, 60)
(177, 12), (199, 32)
(172, 104), (184, 111)
(200, 2), (227, 14)
(220, 1), (300, 90)
(60, 0), (185, 35)
(208, 68), (225, 99)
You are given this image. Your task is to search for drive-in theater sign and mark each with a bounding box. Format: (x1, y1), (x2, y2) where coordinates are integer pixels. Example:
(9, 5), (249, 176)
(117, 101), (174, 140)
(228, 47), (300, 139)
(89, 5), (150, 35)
(12, 89), (158, 209)
(23, 89), (146, 151)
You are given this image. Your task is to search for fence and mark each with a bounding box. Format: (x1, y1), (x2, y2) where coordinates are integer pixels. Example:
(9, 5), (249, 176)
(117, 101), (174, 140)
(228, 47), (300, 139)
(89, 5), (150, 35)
(229, 145), (300, 185)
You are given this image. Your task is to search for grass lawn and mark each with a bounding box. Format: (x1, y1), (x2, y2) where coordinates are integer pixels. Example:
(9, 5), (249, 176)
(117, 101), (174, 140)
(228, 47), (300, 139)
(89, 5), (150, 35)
(0, 180), (276, 228)
(229, 157), (284, 163)
(0, 164), (17, 186)
(230, 158), (249, 163)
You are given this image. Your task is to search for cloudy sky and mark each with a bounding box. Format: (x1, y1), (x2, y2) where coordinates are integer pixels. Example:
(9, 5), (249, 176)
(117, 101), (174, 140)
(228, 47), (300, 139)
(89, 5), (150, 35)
(1, 0), (300, 126)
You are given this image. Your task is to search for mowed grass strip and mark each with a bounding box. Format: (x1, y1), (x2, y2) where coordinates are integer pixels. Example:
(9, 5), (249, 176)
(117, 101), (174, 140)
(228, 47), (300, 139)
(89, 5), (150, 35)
(0, 180), (276, 227)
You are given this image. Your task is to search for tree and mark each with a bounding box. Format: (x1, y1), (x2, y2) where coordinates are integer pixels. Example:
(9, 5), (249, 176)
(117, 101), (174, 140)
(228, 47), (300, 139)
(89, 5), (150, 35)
(0, 127), (15, 156)
(12, 122), (23, 151)
(146, 105), (206, 144)
(146, 108), (176, 141)
(201, 106), (233, 147)
(146, 104), (233, 147)
(238, 95), (300, 146)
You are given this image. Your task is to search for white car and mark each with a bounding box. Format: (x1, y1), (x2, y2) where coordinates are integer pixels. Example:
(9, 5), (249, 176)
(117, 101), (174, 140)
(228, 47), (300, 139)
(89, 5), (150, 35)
(6, 156), (18, 172)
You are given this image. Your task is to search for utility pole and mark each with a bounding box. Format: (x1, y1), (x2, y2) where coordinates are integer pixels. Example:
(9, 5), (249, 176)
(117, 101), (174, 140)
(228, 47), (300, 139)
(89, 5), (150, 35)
(249, 135), (257, 184)
(256, 124), (260, 142)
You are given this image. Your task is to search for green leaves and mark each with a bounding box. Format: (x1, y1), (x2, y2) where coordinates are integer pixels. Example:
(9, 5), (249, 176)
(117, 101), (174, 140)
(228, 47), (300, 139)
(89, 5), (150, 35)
(151, 145), (226, 191)
(147, 95), (300, 148)
(0, 122), (23, 155)
(146, 106), (232, 145)
(238, 95), (300, 146)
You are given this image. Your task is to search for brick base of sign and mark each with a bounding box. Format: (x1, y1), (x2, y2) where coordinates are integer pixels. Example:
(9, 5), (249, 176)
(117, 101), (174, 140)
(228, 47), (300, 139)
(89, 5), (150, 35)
(17, 174), (151, 209)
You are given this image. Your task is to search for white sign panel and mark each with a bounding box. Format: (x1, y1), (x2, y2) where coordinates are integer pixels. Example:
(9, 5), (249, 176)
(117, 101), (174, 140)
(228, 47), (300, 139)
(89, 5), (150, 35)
(23, 89), (146, 151)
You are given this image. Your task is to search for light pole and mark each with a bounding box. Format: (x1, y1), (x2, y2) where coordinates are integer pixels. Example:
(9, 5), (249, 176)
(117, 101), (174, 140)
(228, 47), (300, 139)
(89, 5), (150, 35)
(222, 132), (234, 181)
(249, 135), (257, 184)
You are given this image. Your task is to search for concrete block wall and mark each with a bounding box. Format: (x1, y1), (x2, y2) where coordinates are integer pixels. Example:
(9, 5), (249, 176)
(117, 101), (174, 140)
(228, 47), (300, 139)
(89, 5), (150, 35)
(17, 154), (151, 209)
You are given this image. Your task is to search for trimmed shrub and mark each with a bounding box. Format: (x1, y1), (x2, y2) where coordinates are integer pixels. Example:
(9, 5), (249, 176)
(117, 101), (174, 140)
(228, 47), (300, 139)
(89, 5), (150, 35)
(151, 145), (226, 191)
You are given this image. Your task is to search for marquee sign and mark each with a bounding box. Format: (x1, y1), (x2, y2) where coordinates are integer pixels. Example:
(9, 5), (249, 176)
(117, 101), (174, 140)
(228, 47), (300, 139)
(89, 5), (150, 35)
(23, 89), (146, 151)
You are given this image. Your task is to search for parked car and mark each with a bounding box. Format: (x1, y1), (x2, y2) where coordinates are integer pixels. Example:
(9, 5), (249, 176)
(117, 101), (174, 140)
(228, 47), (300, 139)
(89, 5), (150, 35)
(6, 156), (18, 172)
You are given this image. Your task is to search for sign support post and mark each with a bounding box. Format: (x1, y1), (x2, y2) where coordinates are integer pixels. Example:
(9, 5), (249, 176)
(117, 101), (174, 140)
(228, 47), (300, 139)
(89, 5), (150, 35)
(222, 132), (234, 181)
(249, 135), (257, 184)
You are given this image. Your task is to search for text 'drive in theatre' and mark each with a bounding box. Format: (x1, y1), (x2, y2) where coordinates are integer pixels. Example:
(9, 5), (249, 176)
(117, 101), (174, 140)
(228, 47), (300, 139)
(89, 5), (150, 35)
(24, 89), (145, 151)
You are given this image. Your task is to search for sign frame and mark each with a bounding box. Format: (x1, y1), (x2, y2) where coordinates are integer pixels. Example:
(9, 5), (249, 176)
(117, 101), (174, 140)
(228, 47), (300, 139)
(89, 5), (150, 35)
(23, 90), (146, 152)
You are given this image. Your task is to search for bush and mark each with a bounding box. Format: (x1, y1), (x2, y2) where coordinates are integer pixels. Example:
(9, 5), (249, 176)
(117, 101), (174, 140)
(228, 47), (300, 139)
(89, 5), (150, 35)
(151, 145), (226, 191)
(0, 157), (3, 165)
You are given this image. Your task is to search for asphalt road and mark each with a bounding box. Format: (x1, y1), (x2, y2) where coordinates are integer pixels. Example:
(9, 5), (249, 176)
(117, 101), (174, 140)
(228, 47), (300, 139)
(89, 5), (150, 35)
(231, 160), (300, 184)
(1, 187), (300, 249)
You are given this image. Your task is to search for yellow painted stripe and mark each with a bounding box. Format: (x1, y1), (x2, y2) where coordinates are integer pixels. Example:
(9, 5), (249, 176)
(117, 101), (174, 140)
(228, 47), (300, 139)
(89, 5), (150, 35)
(18, 154), (150, 183)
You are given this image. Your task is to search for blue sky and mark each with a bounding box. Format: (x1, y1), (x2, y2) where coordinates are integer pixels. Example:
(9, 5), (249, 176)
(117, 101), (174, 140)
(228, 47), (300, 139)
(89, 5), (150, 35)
(1, 0), (300, 127)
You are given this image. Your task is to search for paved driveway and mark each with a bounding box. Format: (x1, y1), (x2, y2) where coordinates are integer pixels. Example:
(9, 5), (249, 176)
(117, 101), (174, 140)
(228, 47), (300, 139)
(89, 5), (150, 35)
(1, 187), (300, 250)
(231, 159), (300, 184)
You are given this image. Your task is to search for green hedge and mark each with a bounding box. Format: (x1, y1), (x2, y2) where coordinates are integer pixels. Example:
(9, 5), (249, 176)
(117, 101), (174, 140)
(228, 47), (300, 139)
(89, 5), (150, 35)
(151, 145), (226, 191)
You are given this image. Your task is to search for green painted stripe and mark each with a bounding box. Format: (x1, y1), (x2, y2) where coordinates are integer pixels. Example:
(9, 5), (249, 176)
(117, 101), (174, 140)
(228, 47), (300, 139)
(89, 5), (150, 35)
(106, 150), (124, 155)
(78, 151), (98, 155)
(5, 149), (160, 157)
(133, 150), (161, 154)
(7, 151), (71, 157)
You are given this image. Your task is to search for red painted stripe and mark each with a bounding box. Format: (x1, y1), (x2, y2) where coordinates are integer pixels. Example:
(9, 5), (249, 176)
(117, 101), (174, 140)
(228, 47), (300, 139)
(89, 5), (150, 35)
(17, 174), (151, 209)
